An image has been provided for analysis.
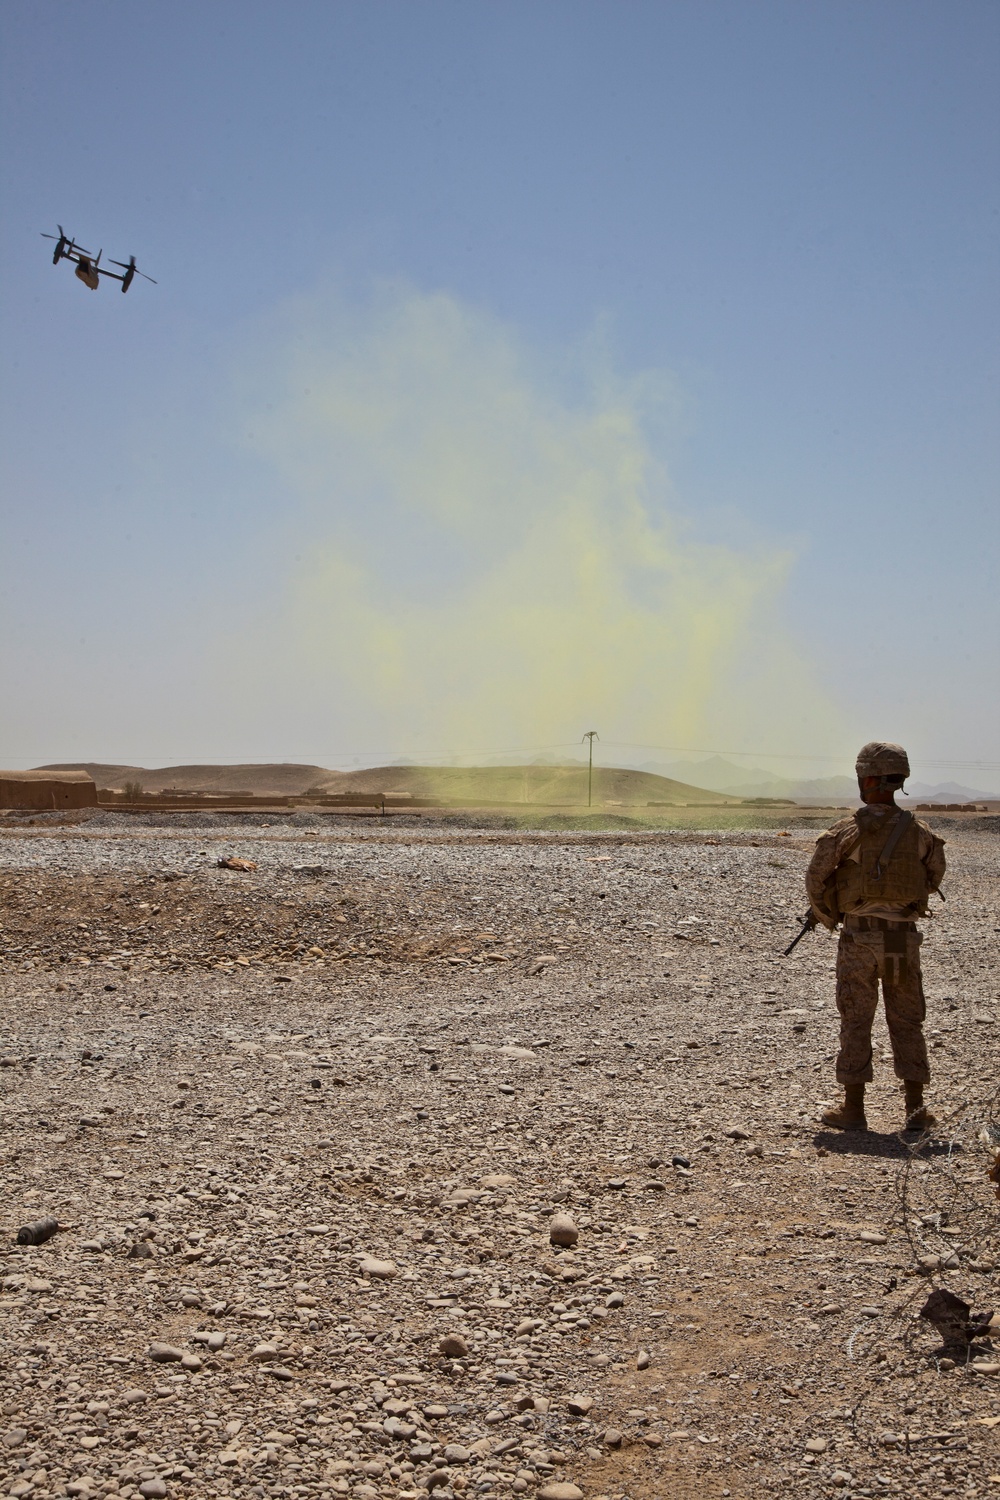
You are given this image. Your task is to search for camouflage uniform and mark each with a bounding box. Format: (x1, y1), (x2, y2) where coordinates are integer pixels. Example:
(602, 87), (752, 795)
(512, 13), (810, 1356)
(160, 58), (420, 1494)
(806, 806), (945, 1087)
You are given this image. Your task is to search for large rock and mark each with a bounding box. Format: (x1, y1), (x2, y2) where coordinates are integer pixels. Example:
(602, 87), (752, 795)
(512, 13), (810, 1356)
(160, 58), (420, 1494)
(358, 1255), (398, 1278)
(439, 1333), (470, 1358)
(147, 1342), (183, 1363)
(549, 1213), (579, 1248)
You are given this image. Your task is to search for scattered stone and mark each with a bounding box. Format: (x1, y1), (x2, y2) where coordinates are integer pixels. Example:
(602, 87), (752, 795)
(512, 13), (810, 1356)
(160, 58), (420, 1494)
(805, 1438), (829, 1453)
(1, 811), (993, 1500)
(538, 1485), (584, 1500)
(439, 1333), (470, 1358)
(192, 1329), (227, 1350)
(636, 1349), (651, 1369)
(138, 1481), (168, 1499)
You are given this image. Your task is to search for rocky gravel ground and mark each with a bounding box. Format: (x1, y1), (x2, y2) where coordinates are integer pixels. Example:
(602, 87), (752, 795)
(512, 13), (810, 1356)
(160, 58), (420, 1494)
(0, 813), (997, 1500)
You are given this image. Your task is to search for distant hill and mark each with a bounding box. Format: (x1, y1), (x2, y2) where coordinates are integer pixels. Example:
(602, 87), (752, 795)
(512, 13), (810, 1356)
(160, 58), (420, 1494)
(906, 781), (999, 802)
(640, 755), (784, 790)
(38, 761), (740, 807)
(722, 775), (859, 800)
(326, 763), (739, 806)
(636, 756), (998, 803)
(640, 756), (856, 802)
(38, 762), (331, 796)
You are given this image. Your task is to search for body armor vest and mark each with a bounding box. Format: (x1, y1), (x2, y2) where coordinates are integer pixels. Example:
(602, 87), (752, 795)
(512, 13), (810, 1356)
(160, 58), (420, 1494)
(835, 807), (930, 914)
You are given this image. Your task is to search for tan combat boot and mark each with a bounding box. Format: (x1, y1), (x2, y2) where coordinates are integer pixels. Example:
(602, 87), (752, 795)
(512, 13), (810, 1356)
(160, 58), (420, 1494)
(903, 1081), (937, 1132)
(821, 1083), (867, 1131)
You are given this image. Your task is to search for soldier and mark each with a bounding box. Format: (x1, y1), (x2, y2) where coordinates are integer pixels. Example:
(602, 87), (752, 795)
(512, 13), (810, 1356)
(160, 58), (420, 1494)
(805, 742), (946, 1131)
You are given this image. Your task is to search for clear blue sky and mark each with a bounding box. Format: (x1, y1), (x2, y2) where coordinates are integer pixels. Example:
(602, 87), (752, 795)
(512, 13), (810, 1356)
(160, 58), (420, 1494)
(1, 1), (997, 780)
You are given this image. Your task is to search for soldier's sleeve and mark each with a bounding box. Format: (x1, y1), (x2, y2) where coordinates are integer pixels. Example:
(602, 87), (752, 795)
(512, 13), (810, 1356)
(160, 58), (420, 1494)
(917, 819), (946, 892)
(805, 818), (853, 923)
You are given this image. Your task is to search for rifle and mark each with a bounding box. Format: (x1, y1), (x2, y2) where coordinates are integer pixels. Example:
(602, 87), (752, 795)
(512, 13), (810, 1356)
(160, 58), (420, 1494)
(783, 910), (818, 958)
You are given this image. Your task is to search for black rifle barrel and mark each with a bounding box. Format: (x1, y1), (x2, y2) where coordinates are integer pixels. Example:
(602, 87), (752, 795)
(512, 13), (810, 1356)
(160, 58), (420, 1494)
(783, 913), (816, 958)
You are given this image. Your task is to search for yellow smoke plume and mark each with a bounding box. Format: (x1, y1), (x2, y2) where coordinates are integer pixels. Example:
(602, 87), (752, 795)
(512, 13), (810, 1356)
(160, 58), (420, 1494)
(242, 283), (841, 766)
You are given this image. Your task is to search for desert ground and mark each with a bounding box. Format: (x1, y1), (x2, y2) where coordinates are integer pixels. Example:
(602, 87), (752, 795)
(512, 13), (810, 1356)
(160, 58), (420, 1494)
(1, 809), (997, 1500)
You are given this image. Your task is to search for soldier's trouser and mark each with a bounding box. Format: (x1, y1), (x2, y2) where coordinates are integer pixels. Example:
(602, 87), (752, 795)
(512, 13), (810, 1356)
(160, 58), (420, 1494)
(835, 919), (930, 1086)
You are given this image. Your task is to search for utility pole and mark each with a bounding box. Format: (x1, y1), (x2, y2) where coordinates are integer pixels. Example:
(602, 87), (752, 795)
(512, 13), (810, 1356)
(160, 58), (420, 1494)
(582, 731), (599, 808)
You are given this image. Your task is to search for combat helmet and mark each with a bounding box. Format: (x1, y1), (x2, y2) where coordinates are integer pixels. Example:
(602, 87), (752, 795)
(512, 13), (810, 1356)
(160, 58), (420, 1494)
(855, 741), (910, 780)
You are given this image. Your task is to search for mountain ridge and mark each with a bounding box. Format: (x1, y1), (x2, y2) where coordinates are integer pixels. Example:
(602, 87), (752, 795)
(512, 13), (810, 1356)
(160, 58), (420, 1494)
(37, 761), (741, 807)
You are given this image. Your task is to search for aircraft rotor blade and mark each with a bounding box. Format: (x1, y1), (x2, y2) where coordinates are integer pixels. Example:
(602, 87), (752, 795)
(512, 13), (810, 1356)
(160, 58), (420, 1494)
(109, 257), (156, 283)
